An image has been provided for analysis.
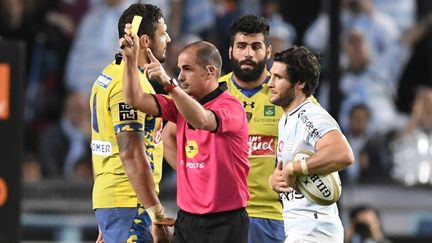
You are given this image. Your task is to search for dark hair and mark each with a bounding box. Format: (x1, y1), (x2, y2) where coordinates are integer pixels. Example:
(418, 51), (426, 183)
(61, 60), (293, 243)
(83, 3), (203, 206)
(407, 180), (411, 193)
(118, 3), (163, 39)
(229, 14), (270, 46)
(274, 46), (320, 97)
(182, 41), (222, 74)
(349, 205), (380, 221)
(349, 103), (370, 118)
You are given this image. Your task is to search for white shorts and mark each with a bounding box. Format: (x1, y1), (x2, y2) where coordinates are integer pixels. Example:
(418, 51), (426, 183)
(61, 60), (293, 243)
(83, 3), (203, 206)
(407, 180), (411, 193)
(284, 212), (344, 243)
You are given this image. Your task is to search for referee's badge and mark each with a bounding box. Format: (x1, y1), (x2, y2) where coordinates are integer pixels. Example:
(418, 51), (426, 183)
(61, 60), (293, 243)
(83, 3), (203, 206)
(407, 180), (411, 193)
(185, 140), (199, 159)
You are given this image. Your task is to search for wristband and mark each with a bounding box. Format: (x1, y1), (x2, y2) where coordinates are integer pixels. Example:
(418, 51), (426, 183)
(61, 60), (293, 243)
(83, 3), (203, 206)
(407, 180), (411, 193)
(146, 204), (166, 221)
(164, 78), (178, 93)
(299, 157), (310, 175)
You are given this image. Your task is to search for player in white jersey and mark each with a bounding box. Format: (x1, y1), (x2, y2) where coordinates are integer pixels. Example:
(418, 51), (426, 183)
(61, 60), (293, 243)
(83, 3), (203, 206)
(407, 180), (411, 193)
(268, 46), (354, 243)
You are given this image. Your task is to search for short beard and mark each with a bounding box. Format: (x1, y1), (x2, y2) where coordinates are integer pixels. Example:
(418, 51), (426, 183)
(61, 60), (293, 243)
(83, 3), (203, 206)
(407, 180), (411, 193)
(152, 50), (166, 63)
(158, 55), (166, 63)
(271, 87), (295, 108)
(148, 42), (166, 63)
(231, 58), (266, 83)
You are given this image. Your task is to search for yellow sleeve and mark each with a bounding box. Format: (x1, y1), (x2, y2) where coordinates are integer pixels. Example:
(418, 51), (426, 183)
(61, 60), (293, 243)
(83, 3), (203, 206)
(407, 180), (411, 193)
(109, 82), (147, 134)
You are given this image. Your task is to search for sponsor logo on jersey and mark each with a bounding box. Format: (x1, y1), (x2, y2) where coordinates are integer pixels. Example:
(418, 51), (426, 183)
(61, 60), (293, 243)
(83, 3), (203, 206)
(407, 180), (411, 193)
(180, 159), (206, 169)
(185, 140), (199, 159)
(96, 73), (112, 88)
(264, 105), (275, 116)
(243, 101), (255, 108)
(185, 162), (205, 169)
(248, 135), (275, 156)
(91, 140), (113, 156)
(154, 121), (163, 144)
(298, 110), (321, 141)
(277, 140), (284, 154)
(253, 117), (279, 123)
(279, 190), (304, 201)
(119, 103), (138, 121)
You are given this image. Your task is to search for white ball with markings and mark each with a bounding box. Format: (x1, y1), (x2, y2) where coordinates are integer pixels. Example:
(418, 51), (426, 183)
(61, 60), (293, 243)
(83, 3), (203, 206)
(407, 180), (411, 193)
(294, 152), (342, 206)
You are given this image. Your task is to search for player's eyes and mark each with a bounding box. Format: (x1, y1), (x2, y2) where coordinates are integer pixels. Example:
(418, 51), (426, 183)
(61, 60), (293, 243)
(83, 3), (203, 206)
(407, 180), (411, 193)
(252, 44), (262, 50)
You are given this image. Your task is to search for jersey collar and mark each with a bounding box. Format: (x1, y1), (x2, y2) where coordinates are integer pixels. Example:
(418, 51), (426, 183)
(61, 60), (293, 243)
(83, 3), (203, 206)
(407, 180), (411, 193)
(288, 98), (313, 117)
(198, 83), (227, 105)
(230, 74), (269, 98)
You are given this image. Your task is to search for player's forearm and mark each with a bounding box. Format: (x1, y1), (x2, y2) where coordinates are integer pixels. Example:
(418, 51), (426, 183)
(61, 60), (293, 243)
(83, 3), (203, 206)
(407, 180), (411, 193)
(123, 61), (160, 116)
(117, 132), (161, 208)
(123, 60), (142, 107)
(305, 149), (353, 175)
(121, 153), (160, 208)
(305, 131), (354, 175)
(169, 88), (217, 131)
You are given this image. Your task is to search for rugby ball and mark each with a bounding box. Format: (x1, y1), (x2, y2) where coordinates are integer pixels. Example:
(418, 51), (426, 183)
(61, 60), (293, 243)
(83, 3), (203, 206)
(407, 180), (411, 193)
(294, 152), (342, 206)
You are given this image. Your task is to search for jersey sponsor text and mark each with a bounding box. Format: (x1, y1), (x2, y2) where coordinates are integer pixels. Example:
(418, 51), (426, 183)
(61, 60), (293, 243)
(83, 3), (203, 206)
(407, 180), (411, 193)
(185, 162), (205, 169)
(95, 73), (112, 88)
(91, 140), (112, 156)
(248, 135), (275, 156)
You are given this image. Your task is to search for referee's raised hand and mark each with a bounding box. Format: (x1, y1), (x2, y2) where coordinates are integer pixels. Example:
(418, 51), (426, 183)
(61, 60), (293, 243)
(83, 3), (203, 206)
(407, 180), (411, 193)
(144, 48), (170, 86)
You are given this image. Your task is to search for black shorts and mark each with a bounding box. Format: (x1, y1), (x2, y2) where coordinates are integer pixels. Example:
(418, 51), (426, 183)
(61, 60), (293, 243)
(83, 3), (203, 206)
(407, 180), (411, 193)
(172, 208), (249, 243)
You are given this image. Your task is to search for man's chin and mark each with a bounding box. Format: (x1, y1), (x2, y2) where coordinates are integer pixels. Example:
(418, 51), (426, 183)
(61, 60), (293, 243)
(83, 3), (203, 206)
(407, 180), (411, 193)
(158, 55), (166, 63)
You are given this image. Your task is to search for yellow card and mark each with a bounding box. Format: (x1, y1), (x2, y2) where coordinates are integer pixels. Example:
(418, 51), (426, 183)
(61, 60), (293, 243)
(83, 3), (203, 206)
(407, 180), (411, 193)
(131, 15), (143, 34)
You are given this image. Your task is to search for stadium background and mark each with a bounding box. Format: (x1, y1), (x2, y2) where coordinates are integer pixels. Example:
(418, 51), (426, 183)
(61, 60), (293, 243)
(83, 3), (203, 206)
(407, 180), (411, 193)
(1, 0), (432, 242)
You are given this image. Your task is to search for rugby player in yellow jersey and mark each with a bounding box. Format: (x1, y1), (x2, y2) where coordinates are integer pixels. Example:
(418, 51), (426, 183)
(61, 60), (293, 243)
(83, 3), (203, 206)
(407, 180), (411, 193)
(90, 3), (172, 243)
(220, 15), (285, 243)
(162, 15), (286, 243)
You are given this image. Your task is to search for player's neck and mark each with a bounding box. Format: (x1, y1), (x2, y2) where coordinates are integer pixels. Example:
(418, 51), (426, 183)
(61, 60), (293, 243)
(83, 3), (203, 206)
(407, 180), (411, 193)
(283, 94), (308, 114)
(194, 80), (219, 101)
(233, 71), (267, 89)
(138, 48), (148, 67)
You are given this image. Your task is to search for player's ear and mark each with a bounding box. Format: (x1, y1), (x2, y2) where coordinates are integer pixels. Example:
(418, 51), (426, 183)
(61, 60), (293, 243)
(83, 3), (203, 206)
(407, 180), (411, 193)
(266, 45), (272, 59)
(139, 34), (150, 48)
(228, 46), (232, 59)
(297, 82), (305, 89)
(206, 65), (217, 76)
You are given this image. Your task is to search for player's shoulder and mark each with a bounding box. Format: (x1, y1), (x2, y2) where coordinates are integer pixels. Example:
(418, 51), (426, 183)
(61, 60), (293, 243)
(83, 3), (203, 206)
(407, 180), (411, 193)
(220, 90), (240, 101)
(291, 101), (328, 121)
(302, 99), (326, 113)
(218, 72), (233, 83)
(218, 90), (244, 107)
(299, 101), (338, 129)
(92, 62), (123, 91)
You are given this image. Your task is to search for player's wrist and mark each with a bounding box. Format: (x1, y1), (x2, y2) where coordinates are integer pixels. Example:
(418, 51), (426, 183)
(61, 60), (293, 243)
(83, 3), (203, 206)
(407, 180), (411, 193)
(298, 156), (310, 175)
(163, 78), (178, 93)
(290, 158), (309, 176)
(286, 162), (294, 176)
(146, 203), (166, 221)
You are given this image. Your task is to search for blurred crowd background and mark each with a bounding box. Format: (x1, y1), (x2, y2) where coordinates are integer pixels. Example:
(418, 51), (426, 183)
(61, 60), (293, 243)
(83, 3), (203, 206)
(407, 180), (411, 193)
(1, 0), (432, 242)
